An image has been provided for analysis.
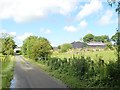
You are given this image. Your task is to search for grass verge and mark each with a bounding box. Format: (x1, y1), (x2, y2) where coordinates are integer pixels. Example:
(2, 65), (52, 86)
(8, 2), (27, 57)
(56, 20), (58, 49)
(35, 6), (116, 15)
(1, 55), (15, 88)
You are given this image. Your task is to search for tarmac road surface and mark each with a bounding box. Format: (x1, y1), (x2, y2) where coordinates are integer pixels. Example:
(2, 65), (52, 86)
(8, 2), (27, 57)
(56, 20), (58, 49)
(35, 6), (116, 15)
(10, 55), (68, 88)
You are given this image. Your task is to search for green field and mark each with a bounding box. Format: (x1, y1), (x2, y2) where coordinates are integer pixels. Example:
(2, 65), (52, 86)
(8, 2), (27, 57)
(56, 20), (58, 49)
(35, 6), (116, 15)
(52, 50), (116, 63)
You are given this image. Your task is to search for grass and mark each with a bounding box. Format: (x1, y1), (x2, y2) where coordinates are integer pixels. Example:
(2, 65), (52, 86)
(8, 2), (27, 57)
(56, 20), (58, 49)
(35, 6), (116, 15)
(52, 50), (116, 63)
(0, 54), (15, 89)
(0, 62), (1, 89)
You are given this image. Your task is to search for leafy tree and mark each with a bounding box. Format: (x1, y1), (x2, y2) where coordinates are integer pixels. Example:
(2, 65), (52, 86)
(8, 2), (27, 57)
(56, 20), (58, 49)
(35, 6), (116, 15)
(105, 42), (113, 50)
(1, 33), (16, 55)
(60, 43), (72, 52)
(22, 36), (52, 60)
(94, 35), (110, 42)
(111, 32), (120, 42)
(83, 34), (94, 42)
(93, 36), (102, 42)
(102, 35), (110, 42)
(83, 34), (110, 43)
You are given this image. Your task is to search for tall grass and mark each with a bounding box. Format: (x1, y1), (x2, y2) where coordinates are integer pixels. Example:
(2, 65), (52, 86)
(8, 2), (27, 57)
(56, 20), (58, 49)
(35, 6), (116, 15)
(0, 55), (15, 88)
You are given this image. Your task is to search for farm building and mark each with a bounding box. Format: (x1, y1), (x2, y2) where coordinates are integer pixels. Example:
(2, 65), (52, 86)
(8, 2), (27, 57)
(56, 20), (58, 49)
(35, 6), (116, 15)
(87, 42), (106, 48)
(71, 41), (85, 49)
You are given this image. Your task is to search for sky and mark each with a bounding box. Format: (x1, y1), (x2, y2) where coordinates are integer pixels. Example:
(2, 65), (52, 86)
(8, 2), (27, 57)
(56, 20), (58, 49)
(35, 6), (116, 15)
(0, 0), (119, 47)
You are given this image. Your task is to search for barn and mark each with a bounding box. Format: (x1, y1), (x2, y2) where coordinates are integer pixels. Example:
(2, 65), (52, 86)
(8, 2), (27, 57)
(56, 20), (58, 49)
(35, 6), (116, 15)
(71, 41), (85, 49)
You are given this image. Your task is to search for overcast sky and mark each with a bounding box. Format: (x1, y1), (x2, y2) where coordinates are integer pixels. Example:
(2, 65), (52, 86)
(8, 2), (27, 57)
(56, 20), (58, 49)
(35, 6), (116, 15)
(0, 0), (118, 47)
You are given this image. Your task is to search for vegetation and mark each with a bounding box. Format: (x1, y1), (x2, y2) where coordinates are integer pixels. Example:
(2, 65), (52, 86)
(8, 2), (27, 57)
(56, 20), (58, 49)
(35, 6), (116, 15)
(2, 56), (14, 88)
(83, 34), (94, 42)
(22, 36), (52, 60)
(21, 31), (120, 88)
(59, 43), (72, 53)
(52, 50), (116, 63)
(0, 33), (15, 89)
(24, 49), (119, 88)
(0, 55), (14, 88)
(111, 32), (120, 43)
(105, 42), (114, 50)
(1, 33), (16, 55)
(83, 34), (110, 43)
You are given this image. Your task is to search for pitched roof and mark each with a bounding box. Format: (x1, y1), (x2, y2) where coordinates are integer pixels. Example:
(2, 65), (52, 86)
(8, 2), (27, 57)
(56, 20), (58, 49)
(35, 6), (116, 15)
(71, 41), (84, 48)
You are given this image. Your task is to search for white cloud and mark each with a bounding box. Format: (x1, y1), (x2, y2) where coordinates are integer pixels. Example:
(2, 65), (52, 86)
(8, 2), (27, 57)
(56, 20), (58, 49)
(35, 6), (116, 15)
(9, 32), (16, 36)
(97, 10), (113, 26)
(17, 32), (33, 41)
(79, 20), (87, 28)
(0, 0), (78, 23)
(76, 0), (102, 21)
(64, 26), (77, 32)
(45, 29), (51, 34)
(40, 28), (52, 34)
(64, 19), (88, 32)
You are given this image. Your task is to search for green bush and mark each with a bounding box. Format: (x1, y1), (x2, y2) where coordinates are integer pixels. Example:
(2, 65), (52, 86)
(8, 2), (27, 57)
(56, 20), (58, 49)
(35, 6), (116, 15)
(60, 43), (72, 53)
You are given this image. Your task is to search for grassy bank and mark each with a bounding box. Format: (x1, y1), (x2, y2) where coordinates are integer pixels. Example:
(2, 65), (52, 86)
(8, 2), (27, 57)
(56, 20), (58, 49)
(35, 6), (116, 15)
(0, 55), (15, 88)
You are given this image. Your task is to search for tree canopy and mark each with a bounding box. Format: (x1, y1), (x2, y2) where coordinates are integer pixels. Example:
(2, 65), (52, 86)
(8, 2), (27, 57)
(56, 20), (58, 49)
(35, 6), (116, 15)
(111, 32), (120, 42)
(22, 36), (52, 60)
(83, 34), (94, 42)
(1, 33), (16, 55)
(83, 34), (110, 43)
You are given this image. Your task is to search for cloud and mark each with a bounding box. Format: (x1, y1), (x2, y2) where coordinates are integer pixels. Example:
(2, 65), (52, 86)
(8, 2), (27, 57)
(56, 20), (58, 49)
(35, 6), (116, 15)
(79, 20), (87, 28)
(45, 29), (51, 34)
(17, 32), (33, 41)
(40, 28), (52, 34)
(9, 32), (16, 36)
(64, 26), (77, 32)
(97, 10), (113, 26)
(0, 0), (78, 23)
(76, 0), (102, 21)
(64, 19), (88, 32)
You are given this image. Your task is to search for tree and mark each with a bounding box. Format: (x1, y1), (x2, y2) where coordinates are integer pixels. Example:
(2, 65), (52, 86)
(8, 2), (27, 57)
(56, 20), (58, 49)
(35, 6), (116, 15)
(111, 32), (120, 42)
(101, 35), (110, 42)
(83, 34), (110, 43)
(22, 36), (52, 60)
(1, 33), (16, 55)
(105, 42), (113, 50)
(60, 43), (72, 52)
(83, 34), (94, 42)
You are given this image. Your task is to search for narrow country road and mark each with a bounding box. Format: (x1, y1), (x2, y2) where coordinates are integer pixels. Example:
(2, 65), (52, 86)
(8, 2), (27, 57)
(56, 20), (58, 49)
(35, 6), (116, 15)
(10, 55), (67, 88)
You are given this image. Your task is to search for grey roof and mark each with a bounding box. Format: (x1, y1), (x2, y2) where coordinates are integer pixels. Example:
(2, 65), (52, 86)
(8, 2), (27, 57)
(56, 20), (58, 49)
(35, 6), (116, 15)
(71, 41), (85, 48)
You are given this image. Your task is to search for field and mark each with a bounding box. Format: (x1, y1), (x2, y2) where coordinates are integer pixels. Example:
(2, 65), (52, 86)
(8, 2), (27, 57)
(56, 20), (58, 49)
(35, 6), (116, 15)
(52, 50), (116, 63)
(0, 54), (15, 88)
